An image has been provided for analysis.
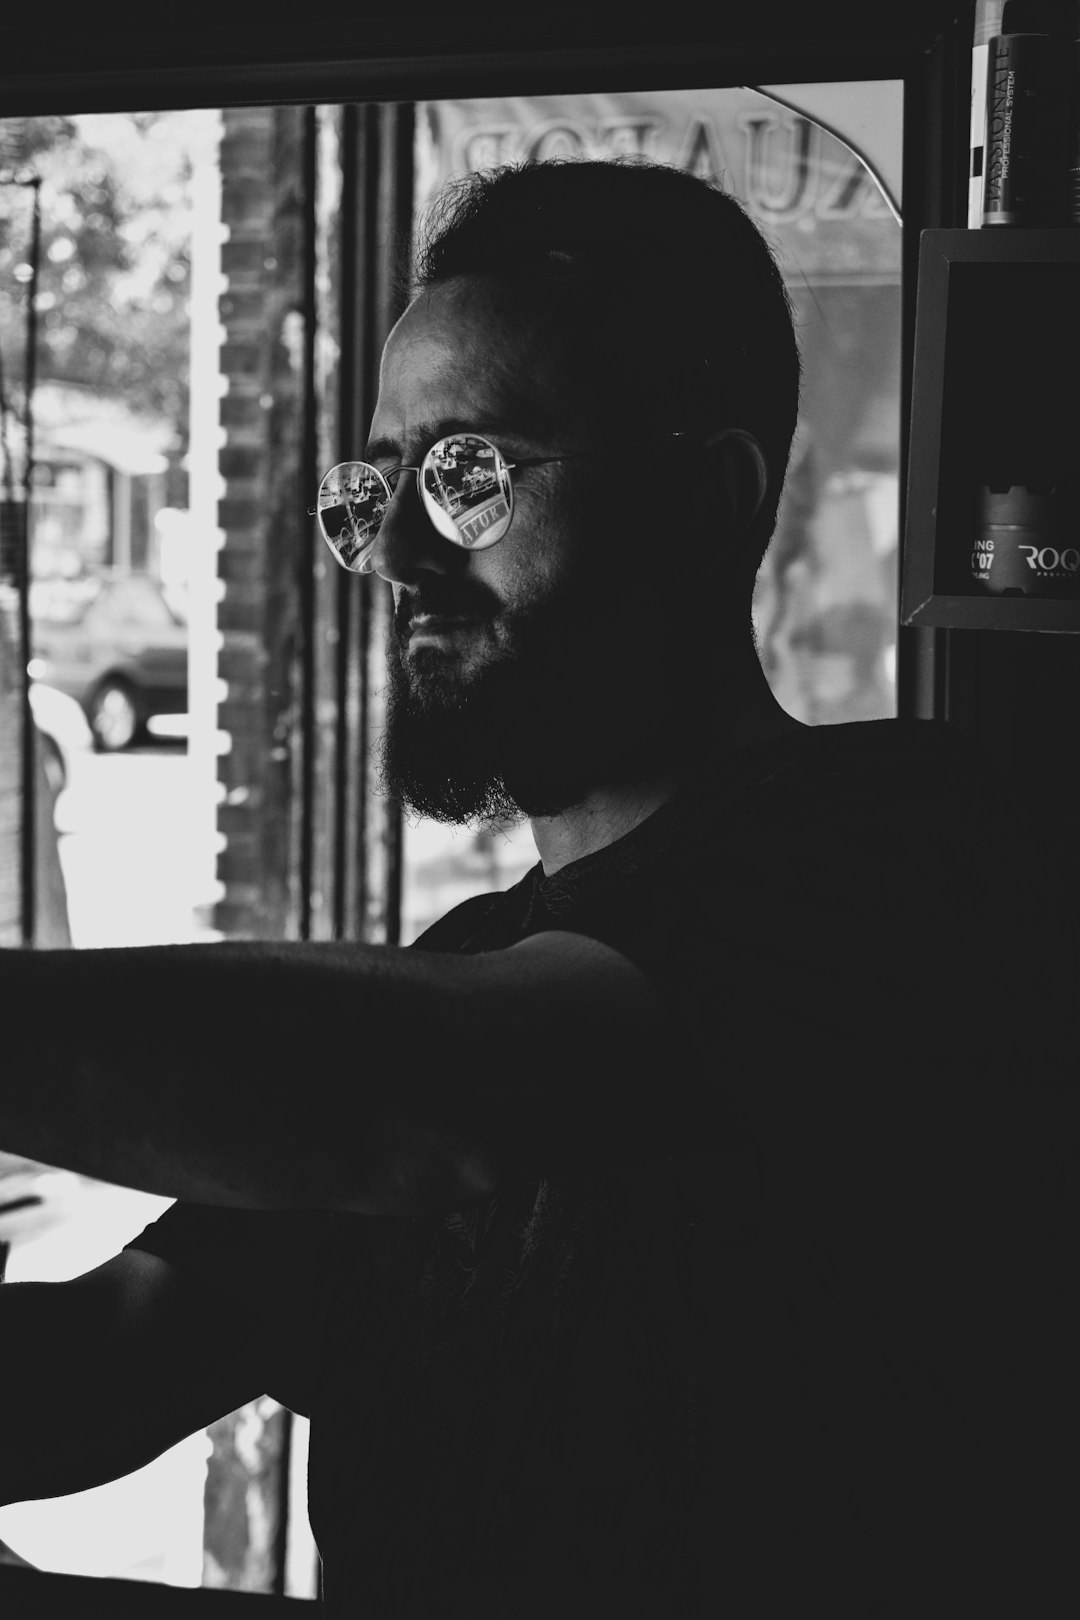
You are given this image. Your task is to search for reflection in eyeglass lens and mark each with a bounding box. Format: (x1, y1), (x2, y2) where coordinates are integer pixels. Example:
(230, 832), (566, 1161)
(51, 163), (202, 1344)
(318, 463), (389, 570)
(421, 435), (512, 548)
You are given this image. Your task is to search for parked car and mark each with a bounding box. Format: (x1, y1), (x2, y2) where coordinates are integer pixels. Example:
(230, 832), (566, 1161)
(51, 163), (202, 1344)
(29, 573), (188, 752)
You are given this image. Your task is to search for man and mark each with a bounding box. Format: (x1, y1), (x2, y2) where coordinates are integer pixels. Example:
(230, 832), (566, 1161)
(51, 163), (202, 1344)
(0, 160), (1074, 1615)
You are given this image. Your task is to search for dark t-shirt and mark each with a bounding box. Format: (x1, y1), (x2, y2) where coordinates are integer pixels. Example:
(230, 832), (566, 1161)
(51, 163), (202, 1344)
(127, 720), (1075, 1616)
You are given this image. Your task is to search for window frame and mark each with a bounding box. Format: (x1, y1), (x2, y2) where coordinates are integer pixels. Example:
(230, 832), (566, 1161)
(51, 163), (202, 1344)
(0, 4), (972, 1611)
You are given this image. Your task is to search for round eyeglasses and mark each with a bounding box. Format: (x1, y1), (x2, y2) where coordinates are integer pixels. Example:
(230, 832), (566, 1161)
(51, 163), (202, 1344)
(315, 430), (691, 575)
(316, 432), (562, 576)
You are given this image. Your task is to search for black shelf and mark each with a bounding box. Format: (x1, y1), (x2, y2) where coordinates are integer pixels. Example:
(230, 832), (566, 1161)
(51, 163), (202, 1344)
(901, 228), (1080, 633)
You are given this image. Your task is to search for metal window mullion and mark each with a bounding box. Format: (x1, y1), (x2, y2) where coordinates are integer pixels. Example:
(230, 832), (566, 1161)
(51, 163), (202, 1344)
(896, 15), (967, 723)
(338, 102), (414, 946)
(376, 103), (414, 948)
(333, 101), (367, 942)
(297, 105), (320, 941)
(18, 178), (41, 948)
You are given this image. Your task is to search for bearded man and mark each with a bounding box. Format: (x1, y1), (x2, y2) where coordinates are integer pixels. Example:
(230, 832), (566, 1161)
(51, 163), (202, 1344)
(0, 160), (1073, 1615)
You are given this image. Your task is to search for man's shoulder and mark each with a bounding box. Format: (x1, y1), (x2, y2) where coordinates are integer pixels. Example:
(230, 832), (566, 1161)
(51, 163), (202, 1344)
(732, 717), (996, 875)
(709, 717), (995, 844)
(631, 717), (989, 860)
(750, 716), (992, 794)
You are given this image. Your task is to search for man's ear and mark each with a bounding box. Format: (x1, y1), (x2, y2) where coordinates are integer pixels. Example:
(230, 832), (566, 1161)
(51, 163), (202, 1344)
(705, 427), (769, 530)
(683, 428), (769, 579)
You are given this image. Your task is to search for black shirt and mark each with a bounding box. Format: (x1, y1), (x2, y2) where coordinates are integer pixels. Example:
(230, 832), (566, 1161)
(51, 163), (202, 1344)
(127, 720), (1076, 1616)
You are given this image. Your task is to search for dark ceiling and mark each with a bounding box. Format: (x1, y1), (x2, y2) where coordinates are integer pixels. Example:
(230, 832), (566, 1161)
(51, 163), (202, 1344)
(3, 3), (973, 116)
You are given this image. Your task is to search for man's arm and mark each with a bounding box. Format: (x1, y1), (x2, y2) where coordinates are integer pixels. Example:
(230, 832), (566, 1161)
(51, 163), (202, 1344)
(0, 1247), (281, 1507)
(0, 931), (664, 1215)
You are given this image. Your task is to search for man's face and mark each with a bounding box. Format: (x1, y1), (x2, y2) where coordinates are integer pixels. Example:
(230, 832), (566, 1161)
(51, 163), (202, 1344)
(368, 272), (685, 825)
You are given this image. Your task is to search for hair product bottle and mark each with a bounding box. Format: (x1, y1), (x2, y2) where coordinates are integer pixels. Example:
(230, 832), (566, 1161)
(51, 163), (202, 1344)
(970, 479), (1080, 595)
(982, 0), (1076, 225)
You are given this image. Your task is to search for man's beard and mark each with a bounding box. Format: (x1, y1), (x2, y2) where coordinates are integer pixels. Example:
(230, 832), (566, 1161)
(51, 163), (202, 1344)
(378, 572), (683, 827)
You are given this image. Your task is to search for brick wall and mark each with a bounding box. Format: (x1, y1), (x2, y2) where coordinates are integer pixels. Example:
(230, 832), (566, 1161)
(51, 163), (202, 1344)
(213, 102), (410, 945)
(213, 108), (308, 939)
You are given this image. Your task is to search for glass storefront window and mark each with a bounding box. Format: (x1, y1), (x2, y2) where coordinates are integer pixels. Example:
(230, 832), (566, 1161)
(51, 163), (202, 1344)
(1, 74), (903, 1595)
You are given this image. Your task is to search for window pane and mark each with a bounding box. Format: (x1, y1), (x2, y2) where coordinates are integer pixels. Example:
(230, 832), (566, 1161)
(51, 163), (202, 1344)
(0, 106), (318, 1600)
(400, 83), (903, 944)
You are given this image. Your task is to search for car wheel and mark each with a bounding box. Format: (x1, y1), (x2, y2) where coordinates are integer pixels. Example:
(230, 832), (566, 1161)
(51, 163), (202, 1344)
(88, 679), (140, 752)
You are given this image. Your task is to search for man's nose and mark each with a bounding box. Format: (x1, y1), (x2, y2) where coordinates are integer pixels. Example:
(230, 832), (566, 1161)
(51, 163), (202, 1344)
(369, 471), (458, 586)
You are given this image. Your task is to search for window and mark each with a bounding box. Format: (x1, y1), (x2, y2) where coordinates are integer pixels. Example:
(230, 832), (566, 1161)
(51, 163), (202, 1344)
(1, 60), (906, 1605)
(400, 81), (903, 942)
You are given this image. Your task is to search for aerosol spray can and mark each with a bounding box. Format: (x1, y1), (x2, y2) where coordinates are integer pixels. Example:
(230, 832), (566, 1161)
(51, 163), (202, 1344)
(983, 0), (1076, 225)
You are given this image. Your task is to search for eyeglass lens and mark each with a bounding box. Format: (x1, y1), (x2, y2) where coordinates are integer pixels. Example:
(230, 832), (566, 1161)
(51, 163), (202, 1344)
(316, 463), (390, 573)
(317, 435), (514, 573)
(419, 435), (513, 548)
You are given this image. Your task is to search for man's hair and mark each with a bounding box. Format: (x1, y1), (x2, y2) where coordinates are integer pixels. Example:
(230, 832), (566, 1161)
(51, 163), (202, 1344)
(411, 158), (802, 560)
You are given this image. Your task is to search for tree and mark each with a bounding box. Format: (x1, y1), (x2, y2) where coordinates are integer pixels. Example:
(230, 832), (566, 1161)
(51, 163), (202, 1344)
(0, 111), (198, 458)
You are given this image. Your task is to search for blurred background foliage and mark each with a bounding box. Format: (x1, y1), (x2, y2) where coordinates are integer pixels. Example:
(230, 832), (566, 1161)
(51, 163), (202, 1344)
(0, 111), (195, 453)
